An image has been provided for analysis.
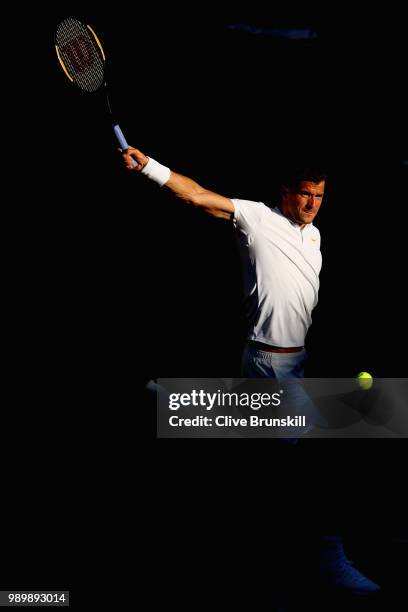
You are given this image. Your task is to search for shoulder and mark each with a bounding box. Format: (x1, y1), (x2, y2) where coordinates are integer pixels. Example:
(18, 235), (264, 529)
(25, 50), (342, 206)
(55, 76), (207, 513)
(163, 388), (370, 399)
(231, 199), (269, 212)
(309, 223), (321, 246)
(310, 224), (321, 238)
(231, 199), (270, 225)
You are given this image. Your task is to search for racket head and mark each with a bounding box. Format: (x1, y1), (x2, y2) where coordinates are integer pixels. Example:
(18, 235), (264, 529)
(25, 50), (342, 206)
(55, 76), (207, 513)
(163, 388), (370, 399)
(55, 17), (106, 92)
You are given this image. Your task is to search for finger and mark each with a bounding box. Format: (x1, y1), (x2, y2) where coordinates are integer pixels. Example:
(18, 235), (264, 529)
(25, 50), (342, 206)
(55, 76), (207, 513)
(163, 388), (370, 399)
(126, 158), (140, 170)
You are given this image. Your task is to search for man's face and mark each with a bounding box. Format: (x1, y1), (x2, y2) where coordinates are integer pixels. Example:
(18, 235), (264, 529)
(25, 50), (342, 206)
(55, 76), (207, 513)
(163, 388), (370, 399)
(281, 180), (325, 226)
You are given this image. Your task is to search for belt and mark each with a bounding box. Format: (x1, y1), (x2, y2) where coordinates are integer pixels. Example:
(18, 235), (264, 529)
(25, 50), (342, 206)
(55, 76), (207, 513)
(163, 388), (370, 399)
(249, 340), (304, 353)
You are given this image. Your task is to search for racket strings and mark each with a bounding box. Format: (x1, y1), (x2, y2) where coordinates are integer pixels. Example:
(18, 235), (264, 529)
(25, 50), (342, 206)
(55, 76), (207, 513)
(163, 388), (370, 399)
(56, 18), (104, 92)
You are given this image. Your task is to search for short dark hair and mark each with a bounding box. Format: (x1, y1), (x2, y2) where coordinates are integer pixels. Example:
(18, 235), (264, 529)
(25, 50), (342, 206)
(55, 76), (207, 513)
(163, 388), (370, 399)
(281, 163), (328, 190)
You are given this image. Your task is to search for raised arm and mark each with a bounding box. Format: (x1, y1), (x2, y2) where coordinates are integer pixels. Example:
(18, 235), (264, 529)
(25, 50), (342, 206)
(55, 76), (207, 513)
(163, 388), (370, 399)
(119, 147), (235, 220)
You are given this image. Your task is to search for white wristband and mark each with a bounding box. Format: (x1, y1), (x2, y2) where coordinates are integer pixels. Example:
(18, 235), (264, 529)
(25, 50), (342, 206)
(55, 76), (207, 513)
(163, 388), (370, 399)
(141, 157), (171, 187)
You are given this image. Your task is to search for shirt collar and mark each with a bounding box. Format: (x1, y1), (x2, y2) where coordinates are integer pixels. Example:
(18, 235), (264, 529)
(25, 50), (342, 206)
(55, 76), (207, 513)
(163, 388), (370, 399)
(273, 206), (312, 231)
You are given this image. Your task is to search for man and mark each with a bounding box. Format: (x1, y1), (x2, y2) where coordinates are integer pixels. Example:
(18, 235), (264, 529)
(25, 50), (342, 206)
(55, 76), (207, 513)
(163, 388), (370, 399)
(122, 147), (325, 433)
(120, 148), (323, 375)
(120, 146), (381, 597)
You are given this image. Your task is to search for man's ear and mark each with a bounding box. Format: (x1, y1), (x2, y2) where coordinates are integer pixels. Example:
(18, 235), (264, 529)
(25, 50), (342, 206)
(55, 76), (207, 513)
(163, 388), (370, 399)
(281, 185), (289, 199)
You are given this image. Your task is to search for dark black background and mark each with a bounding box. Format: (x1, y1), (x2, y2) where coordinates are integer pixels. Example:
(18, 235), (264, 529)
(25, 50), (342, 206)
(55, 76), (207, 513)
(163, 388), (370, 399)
(3, 5), (407, 605)
(50, 7), (408, 379)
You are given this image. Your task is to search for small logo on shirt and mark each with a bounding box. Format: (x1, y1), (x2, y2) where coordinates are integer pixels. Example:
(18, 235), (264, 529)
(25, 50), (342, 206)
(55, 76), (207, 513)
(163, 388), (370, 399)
(311, 238), (318, 242)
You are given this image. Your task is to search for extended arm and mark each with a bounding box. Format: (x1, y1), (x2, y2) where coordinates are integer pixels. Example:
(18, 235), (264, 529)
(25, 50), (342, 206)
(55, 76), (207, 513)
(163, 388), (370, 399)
(119, 147), (235, 220)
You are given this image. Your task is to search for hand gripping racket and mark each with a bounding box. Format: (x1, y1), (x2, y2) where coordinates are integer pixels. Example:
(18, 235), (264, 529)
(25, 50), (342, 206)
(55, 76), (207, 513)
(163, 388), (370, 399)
(54, 16), (137, 166)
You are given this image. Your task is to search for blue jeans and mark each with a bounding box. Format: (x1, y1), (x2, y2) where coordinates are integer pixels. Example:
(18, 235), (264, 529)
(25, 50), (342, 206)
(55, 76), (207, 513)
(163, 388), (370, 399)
(242, 343), (326, 436)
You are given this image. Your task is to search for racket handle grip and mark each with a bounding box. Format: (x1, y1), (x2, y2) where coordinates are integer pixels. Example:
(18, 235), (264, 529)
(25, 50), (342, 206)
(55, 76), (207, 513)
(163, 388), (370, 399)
(113, 124), (138, 168)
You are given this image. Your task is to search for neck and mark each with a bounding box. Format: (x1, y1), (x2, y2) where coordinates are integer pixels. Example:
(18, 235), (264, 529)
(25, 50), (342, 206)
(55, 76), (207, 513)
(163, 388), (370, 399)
(278, 204), (305, 229)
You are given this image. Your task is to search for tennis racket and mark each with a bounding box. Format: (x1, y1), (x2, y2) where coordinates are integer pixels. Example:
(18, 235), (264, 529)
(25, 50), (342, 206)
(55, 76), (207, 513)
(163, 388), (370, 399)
(54, 16), (137, 166)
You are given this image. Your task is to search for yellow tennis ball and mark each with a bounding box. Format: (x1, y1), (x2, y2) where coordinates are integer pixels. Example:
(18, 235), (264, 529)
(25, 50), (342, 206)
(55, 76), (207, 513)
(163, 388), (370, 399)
(357, 371), (373, 390)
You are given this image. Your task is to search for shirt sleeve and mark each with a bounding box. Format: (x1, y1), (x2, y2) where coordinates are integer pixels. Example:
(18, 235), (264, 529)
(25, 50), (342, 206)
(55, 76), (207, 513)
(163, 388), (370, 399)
(231, 199), (266, 244)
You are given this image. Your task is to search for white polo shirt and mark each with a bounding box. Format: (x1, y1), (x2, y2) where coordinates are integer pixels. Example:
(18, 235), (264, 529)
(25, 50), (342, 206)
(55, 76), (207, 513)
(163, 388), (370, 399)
(232, 199), (322, 347)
